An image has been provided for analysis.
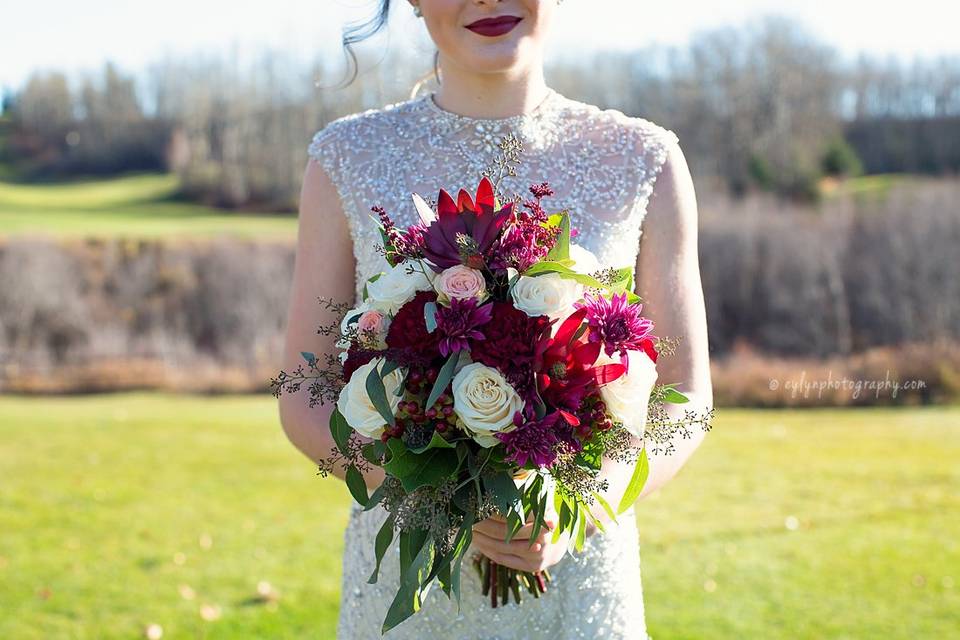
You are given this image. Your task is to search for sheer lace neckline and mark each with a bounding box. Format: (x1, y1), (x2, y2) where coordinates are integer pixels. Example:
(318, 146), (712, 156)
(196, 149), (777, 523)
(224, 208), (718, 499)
(421, 88), (562, 126)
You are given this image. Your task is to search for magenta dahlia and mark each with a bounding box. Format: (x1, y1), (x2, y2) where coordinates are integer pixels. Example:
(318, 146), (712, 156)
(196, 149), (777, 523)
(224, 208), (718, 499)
(495, 411), (561, 468)
(574, 292), (656, 366)
(434, 298), (494, 357)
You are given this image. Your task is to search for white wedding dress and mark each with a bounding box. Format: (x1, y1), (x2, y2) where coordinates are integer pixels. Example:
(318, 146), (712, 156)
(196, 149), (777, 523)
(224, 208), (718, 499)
(308, 87), (678, 640)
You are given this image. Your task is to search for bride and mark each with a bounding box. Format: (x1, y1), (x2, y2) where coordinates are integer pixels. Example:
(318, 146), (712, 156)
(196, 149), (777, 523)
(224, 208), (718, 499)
(278, 1), (712, 638)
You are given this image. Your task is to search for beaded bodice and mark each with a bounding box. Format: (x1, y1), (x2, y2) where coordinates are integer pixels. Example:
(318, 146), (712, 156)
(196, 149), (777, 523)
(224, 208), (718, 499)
(307, 88), (678, 301)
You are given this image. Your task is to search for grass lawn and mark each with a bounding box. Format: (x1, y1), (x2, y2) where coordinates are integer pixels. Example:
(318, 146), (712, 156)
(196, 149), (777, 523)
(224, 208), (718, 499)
(0, 174), (297, 239)
(0, 394), (957, 639)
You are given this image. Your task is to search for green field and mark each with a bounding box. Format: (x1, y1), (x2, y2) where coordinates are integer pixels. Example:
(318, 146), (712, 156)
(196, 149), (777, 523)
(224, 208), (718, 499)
(0, 174), (297, 239)
(0, 395), (957, 639)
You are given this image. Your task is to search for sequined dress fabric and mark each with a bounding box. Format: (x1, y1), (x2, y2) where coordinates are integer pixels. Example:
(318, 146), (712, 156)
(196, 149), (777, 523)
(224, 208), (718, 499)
(308, 88), (677, 640)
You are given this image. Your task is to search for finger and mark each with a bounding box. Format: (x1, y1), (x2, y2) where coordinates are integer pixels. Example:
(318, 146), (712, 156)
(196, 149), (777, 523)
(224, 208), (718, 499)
(473, 516), (558, 541)
(471, 539), (535, 573)
(473, 528), (544, 554)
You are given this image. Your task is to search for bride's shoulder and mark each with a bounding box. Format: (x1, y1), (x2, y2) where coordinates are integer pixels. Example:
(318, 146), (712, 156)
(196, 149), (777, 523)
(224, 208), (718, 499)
(308, 96), (421, 156)
(559, 95), (678, 151)
(554, 95), (681, 183)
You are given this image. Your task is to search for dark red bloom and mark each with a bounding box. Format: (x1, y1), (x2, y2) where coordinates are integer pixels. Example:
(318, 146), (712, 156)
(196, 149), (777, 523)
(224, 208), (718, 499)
(385, 291), (441, 359)
(469, 302), (553, 398)
(421, 176), (514, 271)
(342, 346), (377, 380)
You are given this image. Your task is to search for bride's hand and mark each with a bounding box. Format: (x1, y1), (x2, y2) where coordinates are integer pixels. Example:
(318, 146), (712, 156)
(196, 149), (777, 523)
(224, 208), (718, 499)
(471, 513), (570, 573)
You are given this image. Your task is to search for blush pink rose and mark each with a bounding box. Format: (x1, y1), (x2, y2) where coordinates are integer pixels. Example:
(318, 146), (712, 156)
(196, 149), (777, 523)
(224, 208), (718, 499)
(435, 265), (487, 301)
(357, 309), (387, 334)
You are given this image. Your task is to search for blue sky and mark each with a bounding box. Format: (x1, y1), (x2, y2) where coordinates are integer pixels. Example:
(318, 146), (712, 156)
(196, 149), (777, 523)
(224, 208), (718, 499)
(3, 0), (958, 91)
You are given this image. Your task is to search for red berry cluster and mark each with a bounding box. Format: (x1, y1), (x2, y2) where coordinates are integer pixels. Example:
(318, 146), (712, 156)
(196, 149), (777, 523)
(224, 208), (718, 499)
(379, 366), (459, 442)
(573, 396), (613, 440)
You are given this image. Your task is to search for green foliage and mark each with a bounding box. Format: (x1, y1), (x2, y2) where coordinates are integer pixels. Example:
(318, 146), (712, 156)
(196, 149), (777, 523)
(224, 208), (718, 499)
(364, 361), (396, 428)
(425, 351), (461, 410)
(382, 438), (460, 493)
(544, 211), (571, 262)
(821, 136), (864, 177)
(524, 261), (641, 304)
(617, 448), (650, 514)
(328, 408), (352, 457)
(747, 153), (777, 191)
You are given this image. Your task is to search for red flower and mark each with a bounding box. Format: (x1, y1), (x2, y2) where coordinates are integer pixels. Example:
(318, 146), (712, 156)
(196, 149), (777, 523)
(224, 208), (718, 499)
(342, 347), (377, 381)
(385, 291), (441, 359)
(469, 302), (552, 397)
(537, 309), (627, 419)
(421, 176), (514, 271)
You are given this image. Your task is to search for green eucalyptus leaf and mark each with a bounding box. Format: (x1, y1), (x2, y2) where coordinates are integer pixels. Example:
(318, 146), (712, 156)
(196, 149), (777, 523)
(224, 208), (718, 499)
(524, 260), (607, 290)
(382, 536), (434, 633)
(617, 448), (650, 514)
(425, 351), (459, 410)
(367, 513), (395, 584)
(423, 301), (439, 333)
(662, 387), (690, 404)
(592, 490), (617, 524)
(344, 465), (368, 506)
(363, 482), (387, 512)
(365, 362), (396, 427)
(380, 359), (400, 378)
(574, 502), (587, 552)
(409, 430), (456, 454)
(329, 408), (352, 457)
(482, 471), (523, 520)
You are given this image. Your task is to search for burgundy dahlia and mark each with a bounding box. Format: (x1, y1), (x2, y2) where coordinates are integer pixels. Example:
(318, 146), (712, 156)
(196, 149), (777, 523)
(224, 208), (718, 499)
(469, 302), (553, 397)
(342, 346), (377, 380)
(495, 411), (561, 468)
(575, 292), (656, 366)
(385, 290), (441, 358)
(421, 176), (513, 271)
(435, 298), (494, 357)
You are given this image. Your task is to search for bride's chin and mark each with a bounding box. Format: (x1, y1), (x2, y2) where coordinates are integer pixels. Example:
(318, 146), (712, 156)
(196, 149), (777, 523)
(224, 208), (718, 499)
(457, 51), (528, 74)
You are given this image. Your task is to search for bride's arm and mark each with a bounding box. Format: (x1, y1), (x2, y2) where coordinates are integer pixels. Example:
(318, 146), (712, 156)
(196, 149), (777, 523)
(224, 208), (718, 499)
(277, 158), (386, 488)
(589, 137), (713, 531)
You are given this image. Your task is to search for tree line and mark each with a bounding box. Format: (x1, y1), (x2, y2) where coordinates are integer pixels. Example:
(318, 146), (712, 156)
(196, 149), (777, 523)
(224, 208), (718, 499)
(2, 15), (959, 208)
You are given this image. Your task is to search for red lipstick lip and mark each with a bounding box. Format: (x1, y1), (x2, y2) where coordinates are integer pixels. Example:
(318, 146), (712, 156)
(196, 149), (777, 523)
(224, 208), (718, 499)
(465, 15), (522, 37)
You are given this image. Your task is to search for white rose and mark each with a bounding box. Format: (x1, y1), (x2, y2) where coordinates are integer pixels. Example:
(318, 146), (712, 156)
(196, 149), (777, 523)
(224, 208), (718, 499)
(452, 363), (524, 447)
(510, 273), (583, 320)
(336, 358), (404, 439)
(568, 243), (602, 275)
(366, 260), (434, 315)
(598, 350), (659, 438)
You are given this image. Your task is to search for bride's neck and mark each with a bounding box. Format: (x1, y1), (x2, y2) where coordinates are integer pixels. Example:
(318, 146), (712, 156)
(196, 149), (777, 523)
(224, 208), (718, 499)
(431, 62), (551, 119)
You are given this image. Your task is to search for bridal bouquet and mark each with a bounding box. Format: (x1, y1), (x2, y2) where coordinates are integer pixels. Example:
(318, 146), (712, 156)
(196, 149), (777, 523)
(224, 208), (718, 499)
(273, 141), (711, 634)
